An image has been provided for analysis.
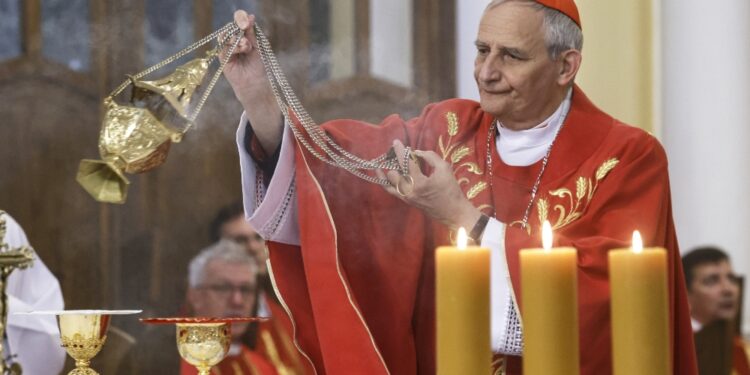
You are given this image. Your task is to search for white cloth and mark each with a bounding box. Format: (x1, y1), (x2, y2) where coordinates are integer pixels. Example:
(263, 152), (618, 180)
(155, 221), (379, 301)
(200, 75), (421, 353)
(496, 89), (572, 166)
(237, 113), (300, 246)
(2, 212), (66, 375)
(236, 92), (572, 355)
(691, 318), (703, 332)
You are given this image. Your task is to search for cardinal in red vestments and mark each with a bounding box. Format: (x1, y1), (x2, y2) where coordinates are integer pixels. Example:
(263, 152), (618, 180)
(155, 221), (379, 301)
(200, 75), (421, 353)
(224, 0), (699, 374)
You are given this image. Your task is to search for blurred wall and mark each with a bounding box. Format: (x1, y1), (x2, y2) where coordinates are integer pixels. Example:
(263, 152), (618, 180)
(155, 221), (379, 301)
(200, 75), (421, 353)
(662, 0), (750, 335)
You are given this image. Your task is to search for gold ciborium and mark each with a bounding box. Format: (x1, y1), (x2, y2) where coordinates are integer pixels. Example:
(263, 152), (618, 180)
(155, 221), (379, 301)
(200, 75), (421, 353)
(77, 22), (242, 204)
(18, 310), (140, 375)
(141, 317), (265, 375)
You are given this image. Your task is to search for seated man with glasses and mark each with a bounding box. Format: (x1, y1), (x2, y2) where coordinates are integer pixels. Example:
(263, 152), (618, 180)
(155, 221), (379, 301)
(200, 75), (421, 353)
(119, 240), (277, 375)
(183, 240), (277, 375)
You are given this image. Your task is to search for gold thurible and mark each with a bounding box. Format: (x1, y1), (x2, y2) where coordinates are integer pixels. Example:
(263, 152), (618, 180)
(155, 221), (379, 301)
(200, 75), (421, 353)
(77, 24), (241, 204)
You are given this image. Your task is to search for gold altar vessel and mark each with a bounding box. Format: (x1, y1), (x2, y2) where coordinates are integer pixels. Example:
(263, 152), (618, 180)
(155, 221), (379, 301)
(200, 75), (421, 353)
(141, 317), (266, 375)
(177, 323), (230, 375)
(18, 310), (140, 375)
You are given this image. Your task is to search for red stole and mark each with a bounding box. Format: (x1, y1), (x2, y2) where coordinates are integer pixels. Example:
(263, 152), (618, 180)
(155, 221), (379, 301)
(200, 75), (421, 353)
(267, 86), (698, 375)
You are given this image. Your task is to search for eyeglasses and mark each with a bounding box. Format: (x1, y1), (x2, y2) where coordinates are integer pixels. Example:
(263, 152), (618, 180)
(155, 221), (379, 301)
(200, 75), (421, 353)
(229, 234), (264, 245)
(200, 283), (256, 298)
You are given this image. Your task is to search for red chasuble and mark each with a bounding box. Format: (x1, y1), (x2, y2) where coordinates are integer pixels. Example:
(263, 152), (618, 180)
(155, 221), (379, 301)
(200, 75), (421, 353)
(255, 294), (316, 374)
(265, 86), (698, 374)
(734, 336), (750, 375)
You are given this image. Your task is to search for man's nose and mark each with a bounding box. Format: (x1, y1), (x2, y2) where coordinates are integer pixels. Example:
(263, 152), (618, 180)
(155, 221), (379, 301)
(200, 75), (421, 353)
(229, 289), (246, 305)
(478, 57), (502, 83)
(719, 277), (738, 295)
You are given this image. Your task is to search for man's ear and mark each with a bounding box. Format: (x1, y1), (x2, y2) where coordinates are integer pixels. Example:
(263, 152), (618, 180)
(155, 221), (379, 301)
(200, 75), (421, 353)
(557, 49), (582, 86)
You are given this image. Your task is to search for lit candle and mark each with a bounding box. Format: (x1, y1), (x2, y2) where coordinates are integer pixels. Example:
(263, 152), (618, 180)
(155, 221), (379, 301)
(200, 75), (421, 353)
(520, 221), (579, 375)
(609, 231), (670, 375)
(436, 227), (491, 375)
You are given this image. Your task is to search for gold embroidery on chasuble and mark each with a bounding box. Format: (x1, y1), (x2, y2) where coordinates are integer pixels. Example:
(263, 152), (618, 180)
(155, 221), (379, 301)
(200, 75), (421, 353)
(438, 112), (491, 212)
(528, 157), (619, 233)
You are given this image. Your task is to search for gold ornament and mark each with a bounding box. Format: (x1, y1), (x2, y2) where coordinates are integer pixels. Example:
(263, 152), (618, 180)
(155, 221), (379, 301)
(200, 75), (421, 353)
(77, 23), (242, 204)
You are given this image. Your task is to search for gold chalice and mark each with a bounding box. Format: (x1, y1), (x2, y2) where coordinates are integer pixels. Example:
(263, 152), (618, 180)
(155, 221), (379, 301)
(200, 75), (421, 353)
(142, 317), (266, 375)
(17, 310), (140, 375)
(59, 313), (110, 375)
(177, 323), (231, 375)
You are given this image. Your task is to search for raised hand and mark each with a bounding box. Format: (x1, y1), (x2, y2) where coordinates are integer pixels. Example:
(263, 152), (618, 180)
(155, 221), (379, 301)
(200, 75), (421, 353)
(377, 140), (482, 231)
(222, 10), (283, 154)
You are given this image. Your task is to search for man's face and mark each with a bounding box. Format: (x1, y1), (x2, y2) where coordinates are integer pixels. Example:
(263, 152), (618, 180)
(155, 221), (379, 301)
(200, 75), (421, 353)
(221, 216), (267, 267)
(187, 259), (257, 340)
(687, 260), (740, 325)
(474, 2), (566, 129)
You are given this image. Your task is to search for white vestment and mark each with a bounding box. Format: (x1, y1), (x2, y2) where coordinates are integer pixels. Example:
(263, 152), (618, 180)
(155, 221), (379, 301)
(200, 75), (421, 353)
(2, 213), (65, 375)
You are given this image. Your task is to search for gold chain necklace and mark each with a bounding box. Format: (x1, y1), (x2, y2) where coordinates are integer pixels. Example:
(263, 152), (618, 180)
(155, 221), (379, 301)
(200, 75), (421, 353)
(484, 117), (566, 229)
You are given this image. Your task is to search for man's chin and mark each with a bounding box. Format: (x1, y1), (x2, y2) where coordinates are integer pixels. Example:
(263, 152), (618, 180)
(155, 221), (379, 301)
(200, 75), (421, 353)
(479, 101), (508, 119)
(716, 310), (737, 321)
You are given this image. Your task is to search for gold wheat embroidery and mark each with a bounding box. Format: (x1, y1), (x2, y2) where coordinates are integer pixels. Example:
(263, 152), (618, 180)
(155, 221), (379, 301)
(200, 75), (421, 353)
(536, 157), (620, 231)
(437, 112), (489, 202)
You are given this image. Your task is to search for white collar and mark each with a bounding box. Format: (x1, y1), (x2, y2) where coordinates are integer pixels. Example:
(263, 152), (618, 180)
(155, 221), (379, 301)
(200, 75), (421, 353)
(496, 88), (573, 167)
(691, 318), (703, 332)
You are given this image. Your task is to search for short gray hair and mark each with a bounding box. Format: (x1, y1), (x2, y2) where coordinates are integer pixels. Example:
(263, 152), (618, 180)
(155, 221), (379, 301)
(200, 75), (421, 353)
(486, 0), (583, 59)
(188, 239), (258, 287)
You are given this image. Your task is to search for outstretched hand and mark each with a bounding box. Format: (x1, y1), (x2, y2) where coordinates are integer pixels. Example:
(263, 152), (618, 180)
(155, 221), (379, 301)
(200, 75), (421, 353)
(376, 140), (482, 231)
(221, 11), (268, 107)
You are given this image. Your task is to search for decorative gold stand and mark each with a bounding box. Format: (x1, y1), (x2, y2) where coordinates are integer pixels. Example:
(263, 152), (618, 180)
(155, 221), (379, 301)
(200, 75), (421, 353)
(0, 212), (35, 375)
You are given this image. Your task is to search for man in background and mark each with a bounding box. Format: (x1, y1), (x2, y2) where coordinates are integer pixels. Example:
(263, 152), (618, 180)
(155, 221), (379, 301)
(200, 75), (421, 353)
(211, 202), (268, 278)
(184, 240), (276, 374)
(120, 240), (276, 374)
(1, 210), (65, 374)
(683, 246), (750, 375)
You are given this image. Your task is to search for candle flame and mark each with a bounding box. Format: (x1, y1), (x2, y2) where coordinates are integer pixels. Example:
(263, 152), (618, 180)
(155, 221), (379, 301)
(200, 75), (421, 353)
(542, 220), (552, 252)
(457, 227), (468, 250)
(632, 231), (643, 254)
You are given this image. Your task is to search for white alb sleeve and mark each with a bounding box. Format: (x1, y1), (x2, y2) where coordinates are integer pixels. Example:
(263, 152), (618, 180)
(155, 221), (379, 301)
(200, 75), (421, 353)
(237, 113), (300, 246)
(481, 218), (524, 355)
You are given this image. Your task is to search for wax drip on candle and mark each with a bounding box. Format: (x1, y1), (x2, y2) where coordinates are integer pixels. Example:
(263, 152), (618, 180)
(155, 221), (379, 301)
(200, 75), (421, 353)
(542, 220), (553, 252)
(632, 231), (643, 254)
(457, 227), (468, 250)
